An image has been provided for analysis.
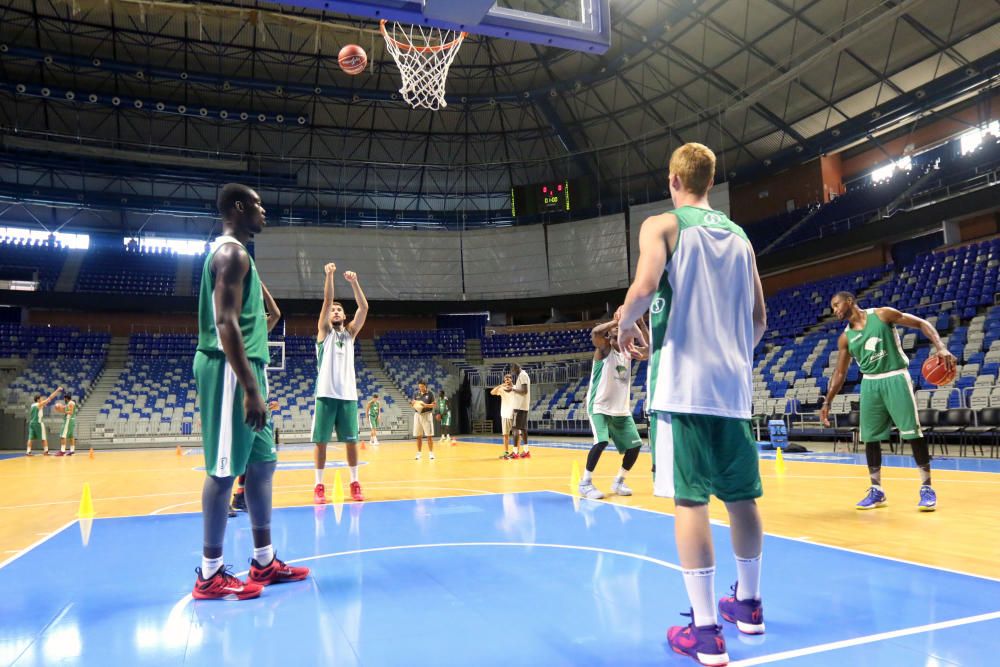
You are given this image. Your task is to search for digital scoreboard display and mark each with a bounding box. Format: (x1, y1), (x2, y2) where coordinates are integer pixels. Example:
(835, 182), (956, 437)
(512, 179), (578, 216)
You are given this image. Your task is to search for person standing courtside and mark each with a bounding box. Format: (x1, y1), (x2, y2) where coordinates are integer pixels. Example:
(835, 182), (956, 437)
(436, 389), (453, 445)
(312, 262), (369, 504)
(56, 391), (77, 456)
(25, 386), (61, 456)
(506, 363), (531, 458)
(412, 381), (436, 460)
(491, 374), (518, 459)
(618, 144), (767, 665)
(192, 183), (308, 600)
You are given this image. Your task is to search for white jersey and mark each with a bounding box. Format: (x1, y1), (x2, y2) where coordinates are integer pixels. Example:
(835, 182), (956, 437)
(315, 328), (358, 401)
(646, 206), (755, 419)
(498, 390), (518, 419)
(586, 347), (632, 417)
(514, 370), (531, 411)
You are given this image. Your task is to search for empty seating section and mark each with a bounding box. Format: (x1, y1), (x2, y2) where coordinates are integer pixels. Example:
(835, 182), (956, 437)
(381, 358), (456, 397)
(743, 205), (816, 251)
(481, 328), (591, 358)
(77, 245), (177, 296)
(0, 238), (69, 290)
(1, 325), (109, 409)
(375, 329), (465, 358)
(96, 334), (197, 437)
(764, 267), (887, 342)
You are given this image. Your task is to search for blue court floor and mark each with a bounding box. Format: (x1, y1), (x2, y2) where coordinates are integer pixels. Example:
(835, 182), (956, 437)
(1, 491), (998, 666)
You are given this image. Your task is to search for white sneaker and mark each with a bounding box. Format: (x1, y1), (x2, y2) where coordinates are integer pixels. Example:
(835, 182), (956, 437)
(415, 452), (421, 460)
(578, 482), (604, 500)
(611, 478), (633, 496)
(429, 453), (436, 460)
(372, 439), (379, 446)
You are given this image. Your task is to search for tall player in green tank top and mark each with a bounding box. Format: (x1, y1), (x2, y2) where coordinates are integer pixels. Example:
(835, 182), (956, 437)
(821, 291), (956, 512)
(191, 183), (308, 601)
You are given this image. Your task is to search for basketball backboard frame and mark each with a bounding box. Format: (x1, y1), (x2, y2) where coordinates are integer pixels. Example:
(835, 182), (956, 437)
(267, 0), (611, 54)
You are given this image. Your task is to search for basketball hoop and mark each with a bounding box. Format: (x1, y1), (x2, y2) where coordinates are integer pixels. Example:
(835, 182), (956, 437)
(380, 19), (467, 111)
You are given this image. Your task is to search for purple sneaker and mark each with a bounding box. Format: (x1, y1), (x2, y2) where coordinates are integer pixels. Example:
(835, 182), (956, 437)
(855, 486), (887, 510)
(667, 610), (729, 666)
(718, 583), (765, 634)
(918, 485), (936, 512)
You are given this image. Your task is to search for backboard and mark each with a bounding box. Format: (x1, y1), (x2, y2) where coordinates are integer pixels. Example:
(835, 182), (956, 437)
(267, 0), (611, 53)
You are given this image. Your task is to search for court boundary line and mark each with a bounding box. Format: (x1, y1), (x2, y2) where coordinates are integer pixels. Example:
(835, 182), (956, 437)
(542, 490), (1000, 584)
(728, 609), (1000, 666)
(0, 520), (76, 570)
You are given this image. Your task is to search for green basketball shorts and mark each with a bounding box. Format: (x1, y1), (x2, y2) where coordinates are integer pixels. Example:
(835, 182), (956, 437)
(589, 413), (642, 453)
(312, 397), (360, 444)
(650, 411), (762, 504)
(27, 421), (46, 442)
(860, 370), (922, 442)
(194, 351), (277, 478)
(61, 418), (76, 439)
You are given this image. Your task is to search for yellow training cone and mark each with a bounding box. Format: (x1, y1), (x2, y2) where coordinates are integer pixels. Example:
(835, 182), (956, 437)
(570, 460), (581, 495)
(77, 482), (96, 518)
(775, 447), (786, 475)
(332, 469), (345, 504)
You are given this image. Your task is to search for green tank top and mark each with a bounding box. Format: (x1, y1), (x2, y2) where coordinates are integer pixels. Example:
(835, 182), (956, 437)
(197, 236), (269, 364)
(846, 308), (909, 375)
(368, 401), (379, 417)
(29, 402), (40, 425)
(65, 400), (76, 421)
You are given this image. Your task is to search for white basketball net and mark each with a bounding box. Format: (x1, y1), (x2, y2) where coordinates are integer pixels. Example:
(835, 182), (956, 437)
(380, 20), (466, 111)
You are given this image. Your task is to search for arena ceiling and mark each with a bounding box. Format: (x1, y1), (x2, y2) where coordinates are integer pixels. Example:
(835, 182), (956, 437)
(0, 0), (997, 229)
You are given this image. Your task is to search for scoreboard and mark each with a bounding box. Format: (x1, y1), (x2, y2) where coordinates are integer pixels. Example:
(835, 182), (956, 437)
(512, 179), (578, 216)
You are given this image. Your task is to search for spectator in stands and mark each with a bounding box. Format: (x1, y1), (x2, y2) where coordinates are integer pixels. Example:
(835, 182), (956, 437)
(25, 386), (61, 456)
(505, 363), (531, 458)
(491, 374), (518, 459)
(436, 389), (454, 445)
(366, 394), (382, 446)
(579, 309), (649, 500)
(618, 142), (767, 664)
(192, 182), (308, 601)
(312, 262), (370, 504)
(412, 381), (436, 460)
(821, 291), (957, 512)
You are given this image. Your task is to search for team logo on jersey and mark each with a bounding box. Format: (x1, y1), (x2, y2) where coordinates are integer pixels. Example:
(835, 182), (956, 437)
(615, 364), (628, 382)
(864, 337), (887, 363)
(703, 212), (723, 225)
(650, 297), (666, 314)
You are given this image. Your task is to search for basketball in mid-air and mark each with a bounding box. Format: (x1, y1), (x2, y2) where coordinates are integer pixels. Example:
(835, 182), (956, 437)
(53, 402), (65, 413)
(338, 44), (367, 75)
(922, 355), (956, 386)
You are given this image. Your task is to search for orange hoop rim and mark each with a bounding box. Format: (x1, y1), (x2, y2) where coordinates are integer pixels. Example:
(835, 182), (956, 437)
(379, 19), (468, 54)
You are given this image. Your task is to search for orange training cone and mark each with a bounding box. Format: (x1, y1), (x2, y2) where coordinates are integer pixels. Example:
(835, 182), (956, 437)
(88, 447), (94, 459)
(176, 444), (182, 456)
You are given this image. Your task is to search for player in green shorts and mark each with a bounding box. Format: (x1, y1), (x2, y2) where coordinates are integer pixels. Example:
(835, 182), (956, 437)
(436, 389), (453, 445)
(56, 392), (78, 455)
(26, 386), (62, 456)
(366, 394), (381, 446)
(311, 262), (369, 504)
(578, 310), (649, 499)
(822, 291), (956, 512)
(191, 183), (308, 601)
(618, 144), (769, 663)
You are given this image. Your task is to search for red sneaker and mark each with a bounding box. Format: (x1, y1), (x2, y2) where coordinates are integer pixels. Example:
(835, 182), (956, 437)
(54, 451), (66, 457)
(350, 481), (365, 502)
(520, 450), (531, 459)
(192, 566), (263, 601)
(509, 452), (520, 459)
(314, 483), (327, 505)
(248, 555), (310, 586)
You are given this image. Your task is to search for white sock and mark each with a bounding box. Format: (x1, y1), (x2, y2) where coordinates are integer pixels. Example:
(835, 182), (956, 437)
(415, 452), (421, 460)
(429, 452), (436, 459)
(735, 554), (762, 601)
(60, 444), (66, 452)
(253, 544), (274, 566)
(617, 467), (628, 480)
(682, 566), (717, 627)
(69, 444), (75, 453)
(201, 555), (224, 578)
(350, 466), (359, 483)
(582, 470), (593, 484)
(315, 468), (325, 485)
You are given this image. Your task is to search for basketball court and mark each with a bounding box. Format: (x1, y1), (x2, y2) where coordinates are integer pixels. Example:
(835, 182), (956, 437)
(2, 0), (999, 664)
